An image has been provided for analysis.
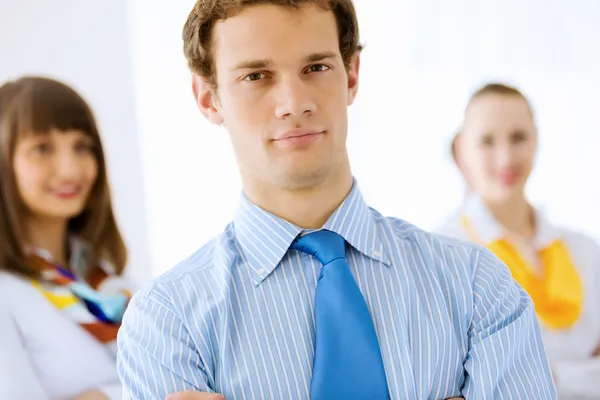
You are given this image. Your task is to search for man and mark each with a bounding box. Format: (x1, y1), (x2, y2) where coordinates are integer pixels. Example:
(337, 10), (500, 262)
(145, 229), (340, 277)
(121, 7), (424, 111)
(117, 1), (556, 399)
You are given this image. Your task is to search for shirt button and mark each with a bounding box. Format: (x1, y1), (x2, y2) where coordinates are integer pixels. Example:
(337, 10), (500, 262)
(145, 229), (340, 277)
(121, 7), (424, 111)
(256, 268), (267, 276)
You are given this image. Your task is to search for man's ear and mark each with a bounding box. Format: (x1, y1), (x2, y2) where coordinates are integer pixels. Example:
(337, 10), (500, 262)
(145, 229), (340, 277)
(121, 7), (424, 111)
(347, 52), (361, 106)
(192, 74), (223, 125)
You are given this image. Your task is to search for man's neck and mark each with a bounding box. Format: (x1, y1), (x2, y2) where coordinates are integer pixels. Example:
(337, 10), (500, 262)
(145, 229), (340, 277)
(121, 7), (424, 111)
(243, 169), (354, 230)
(485, 194), (535, 239)
(25, 216), (69, 266)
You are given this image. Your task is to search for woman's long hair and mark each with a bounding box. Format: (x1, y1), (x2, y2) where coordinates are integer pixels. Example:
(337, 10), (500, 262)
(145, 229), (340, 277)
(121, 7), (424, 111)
(0, 76), (127, 278)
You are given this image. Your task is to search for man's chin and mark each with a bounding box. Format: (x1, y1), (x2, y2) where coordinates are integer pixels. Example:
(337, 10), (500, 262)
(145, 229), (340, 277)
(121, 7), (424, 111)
(275, 167), (330, 191)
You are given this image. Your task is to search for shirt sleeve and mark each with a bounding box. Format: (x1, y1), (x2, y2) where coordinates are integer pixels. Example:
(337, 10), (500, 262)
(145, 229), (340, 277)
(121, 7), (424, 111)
(462, 248), (557, 399)
(116, 285), (214, 399)
(0, 304), (49, 400)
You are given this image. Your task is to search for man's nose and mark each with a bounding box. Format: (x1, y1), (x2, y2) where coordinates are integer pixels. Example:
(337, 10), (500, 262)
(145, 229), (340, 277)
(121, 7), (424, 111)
(274, 76), (317, 119)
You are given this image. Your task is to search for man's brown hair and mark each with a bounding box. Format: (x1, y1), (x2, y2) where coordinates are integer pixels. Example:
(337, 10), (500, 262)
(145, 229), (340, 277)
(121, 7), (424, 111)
(182, 0), (362, 87)
(0, 76), (127, 279)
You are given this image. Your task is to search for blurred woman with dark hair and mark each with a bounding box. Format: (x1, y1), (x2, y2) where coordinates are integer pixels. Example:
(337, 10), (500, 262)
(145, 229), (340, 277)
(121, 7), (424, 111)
(0, 76), (131, 400)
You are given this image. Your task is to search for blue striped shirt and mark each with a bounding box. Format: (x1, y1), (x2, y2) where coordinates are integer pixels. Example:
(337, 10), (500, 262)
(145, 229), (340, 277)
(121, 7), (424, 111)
(117, 182), (556, 399)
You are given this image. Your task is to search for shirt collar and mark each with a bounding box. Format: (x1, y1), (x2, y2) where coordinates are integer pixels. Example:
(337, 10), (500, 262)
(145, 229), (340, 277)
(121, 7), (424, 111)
(233, 180), (391, 285)
(462, 194), (559, 249)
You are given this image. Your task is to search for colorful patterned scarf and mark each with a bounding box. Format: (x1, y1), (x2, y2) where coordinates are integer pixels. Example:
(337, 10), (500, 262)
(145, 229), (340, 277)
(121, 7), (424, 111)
(28, 243), (131, 351)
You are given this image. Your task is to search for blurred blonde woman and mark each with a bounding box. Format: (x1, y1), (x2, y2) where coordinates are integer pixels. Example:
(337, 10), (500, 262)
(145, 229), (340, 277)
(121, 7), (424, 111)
(0, 76), (131, 400)
(438, 82), (600, 399)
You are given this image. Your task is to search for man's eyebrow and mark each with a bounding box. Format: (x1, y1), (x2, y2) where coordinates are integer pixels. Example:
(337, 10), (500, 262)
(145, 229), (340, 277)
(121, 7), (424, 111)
(231, 59), (272, 71)
(231, 51), (339, 71)
(305, 51), (338, 63)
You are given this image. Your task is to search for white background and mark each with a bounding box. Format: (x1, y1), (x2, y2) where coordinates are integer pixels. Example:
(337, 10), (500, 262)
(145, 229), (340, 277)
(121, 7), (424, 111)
(2, 0), (599, 278)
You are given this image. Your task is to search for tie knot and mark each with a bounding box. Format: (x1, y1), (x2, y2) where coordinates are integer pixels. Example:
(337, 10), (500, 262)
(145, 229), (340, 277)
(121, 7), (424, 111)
(290, 230), (346, 265)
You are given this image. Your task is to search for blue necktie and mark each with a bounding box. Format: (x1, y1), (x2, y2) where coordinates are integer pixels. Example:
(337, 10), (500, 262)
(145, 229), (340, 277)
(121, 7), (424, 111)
(291, 230), (390, 400)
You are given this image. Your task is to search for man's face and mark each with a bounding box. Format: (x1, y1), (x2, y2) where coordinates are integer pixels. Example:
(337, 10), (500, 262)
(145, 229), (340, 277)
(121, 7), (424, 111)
(194, 4), (360, 191)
